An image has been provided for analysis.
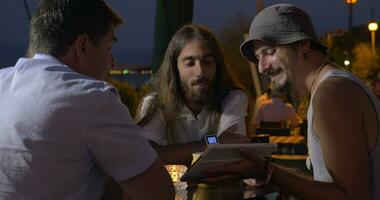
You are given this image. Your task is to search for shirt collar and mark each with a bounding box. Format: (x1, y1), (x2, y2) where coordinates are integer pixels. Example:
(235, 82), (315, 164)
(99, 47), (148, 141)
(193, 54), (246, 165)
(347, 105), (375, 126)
(33, 53), (65, 65)
(177, 105), (208, 121)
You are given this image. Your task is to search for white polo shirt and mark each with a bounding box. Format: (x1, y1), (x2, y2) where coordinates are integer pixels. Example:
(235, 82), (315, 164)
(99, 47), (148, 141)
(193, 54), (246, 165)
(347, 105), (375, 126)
(139, 90), (248, 145)
(253, 97), (301, 127)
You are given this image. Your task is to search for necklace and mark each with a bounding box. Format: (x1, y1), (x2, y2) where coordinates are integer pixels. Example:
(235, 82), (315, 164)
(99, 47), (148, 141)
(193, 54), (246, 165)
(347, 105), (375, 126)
(309, 60), (330, 94)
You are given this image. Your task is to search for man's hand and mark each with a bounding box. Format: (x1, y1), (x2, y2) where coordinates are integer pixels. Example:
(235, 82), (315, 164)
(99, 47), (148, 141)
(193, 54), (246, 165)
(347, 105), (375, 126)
(219, 124), (250, 144)
(195, 148), (266, 185)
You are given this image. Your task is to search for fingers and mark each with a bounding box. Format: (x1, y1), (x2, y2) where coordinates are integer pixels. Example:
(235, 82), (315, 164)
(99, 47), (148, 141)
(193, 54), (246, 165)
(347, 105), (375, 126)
(199, 174), (240, 186)
(219, 124), (251, 144)
(202, 161), (243, 175)
(201, 161), (257, 181)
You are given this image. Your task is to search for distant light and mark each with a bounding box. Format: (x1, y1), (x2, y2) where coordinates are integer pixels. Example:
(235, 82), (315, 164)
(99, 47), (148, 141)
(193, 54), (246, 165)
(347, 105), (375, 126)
(109, 70), (122, 75)
(345, 0), (357, 5)
(344, 60), (350, 66)
(368, 22), (378, 32)
(122, 69), (129, 75)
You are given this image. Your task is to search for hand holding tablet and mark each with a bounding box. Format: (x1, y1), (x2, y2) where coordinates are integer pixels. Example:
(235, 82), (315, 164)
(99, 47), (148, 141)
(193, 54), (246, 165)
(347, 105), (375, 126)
(181, 143), (277, 182)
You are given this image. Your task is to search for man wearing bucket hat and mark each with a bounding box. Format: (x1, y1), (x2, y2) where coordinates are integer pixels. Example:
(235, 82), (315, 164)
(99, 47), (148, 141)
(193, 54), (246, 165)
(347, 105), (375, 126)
(197, 3), (380, 200)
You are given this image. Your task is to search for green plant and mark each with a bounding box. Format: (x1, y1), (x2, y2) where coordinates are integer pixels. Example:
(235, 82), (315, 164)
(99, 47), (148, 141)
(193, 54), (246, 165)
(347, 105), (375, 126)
(107, 79), (139, 118)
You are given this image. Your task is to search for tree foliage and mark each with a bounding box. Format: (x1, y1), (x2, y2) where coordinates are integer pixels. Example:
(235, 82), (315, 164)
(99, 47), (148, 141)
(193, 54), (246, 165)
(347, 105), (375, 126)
(217, 13), (255, 96)
(351, 42), (379, 80)
(136, 83), (152, 101)
(216, 13), (259, 136)
(324, 25), (380, 73)
(107, 79), (140, 118)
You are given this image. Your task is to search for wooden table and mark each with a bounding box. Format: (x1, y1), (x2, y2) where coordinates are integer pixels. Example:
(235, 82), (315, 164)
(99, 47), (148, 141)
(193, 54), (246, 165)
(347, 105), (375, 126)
(178, 181), (278, 200)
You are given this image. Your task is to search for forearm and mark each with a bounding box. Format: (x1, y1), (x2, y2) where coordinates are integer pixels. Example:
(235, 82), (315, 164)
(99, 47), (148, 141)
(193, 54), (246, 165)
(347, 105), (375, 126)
(119, 158), (175, 200)
(152, 141), (206, 166)
(270, 165), (348, 200)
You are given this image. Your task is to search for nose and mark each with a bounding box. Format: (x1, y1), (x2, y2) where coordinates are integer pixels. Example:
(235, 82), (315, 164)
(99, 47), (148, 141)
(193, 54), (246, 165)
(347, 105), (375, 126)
(194, 59), (206, 75)
(258, 57), (270, 74)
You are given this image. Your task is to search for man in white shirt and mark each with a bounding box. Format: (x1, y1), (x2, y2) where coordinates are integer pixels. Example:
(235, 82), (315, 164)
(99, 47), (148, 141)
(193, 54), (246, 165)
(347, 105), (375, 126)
(252, 87), (301, 131)
(0, 0), (174, 199)
(136, 24), (249, 166)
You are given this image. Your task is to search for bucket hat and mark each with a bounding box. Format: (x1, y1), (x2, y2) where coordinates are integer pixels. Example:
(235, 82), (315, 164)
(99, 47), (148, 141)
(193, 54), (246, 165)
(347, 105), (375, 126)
(240, 3), (327, 63)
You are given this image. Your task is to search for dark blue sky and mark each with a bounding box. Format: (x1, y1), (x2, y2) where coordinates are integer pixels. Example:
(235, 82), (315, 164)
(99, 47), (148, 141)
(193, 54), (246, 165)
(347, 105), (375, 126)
(0, 0), (379, 67)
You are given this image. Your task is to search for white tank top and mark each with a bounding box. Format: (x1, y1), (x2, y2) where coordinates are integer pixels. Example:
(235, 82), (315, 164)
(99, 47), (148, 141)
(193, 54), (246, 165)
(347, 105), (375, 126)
(307, 69), (380, 200)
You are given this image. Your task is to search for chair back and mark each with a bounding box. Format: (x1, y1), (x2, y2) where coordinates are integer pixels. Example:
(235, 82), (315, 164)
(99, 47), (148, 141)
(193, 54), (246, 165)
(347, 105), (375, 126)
(259, 121), (286, 129)
(255, 128), (291, 136)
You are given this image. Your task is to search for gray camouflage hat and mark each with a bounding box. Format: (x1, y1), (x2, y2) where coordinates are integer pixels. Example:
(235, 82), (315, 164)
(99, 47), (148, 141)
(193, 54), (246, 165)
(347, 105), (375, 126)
(240, 3), (327, 64)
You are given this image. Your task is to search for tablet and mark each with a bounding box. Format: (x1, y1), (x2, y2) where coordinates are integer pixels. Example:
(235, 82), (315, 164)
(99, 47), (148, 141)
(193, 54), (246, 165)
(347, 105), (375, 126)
(180, 143), (277, 182)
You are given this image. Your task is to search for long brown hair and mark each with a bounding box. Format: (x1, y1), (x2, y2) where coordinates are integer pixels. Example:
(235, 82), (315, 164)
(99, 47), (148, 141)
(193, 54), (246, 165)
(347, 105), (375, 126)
(136, 24), (235, 144)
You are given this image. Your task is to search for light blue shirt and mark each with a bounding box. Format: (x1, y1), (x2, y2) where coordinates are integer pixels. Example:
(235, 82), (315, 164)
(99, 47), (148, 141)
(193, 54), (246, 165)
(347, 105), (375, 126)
(0, 54), (157, 200)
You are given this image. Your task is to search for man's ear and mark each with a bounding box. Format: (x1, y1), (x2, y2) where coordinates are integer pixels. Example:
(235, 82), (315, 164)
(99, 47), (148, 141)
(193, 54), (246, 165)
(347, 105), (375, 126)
(74, 34), (90, 59)
(297, 40), (311, 59)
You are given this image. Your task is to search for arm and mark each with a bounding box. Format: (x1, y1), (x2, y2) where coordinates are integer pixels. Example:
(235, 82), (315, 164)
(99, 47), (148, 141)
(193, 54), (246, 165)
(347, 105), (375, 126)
(86, 90), (174, 199)
(151, 124), (245, 165)
(272, 77), (369, 200)
(138, 95), (206, 165)
(199, 78), (371, 200)
(119, 158), (175, 200)
(138, 99), (206, 165)
(250, 104), (263, 135)
(218, 90), (249, 136)
(150, 140), (206, 166)
(248, 122), (258, 136)
(218, 124), (250, 144)
(142, 91), (249, 165)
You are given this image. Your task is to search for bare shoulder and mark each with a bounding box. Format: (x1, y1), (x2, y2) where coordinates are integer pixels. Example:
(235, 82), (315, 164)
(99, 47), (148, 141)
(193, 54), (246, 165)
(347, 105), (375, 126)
(312, 76), (365, 112)
(311, 75), (373, 139)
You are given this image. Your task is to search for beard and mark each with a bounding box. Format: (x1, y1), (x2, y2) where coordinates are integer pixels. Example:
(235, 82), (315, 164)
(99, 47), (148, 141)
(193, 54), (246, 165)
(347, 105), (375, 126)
(271, 74), (307, 106)
(264, 66), (287, 91)
(271, 79), (287, 92)
(264, 66), (298, 98)
(181, 77), (215, 105)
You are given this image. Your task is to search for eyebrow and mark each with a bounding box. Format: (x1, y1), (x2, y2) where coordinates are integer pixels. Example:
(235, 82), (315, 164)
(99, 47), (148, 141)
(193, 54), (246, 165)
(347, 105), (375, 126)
(255, 46), (273, 57)
(181, 53), (213, 62)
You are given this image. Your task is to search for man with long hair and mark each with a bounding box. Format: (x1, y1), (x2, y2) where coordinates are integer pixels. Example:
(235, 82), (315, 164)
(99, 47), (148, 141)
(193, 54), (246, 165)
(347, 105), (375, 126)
(136, 24), (249, 165)
(0, 0), (174, 199)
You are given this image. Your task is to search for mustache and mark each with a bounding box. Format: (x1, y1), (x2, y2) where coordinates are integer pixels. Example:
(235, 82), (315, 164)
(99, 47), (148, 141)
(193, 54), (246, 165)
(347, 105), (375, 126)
(264, 67), (281, 79)
(191, 77), (210, 85)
